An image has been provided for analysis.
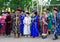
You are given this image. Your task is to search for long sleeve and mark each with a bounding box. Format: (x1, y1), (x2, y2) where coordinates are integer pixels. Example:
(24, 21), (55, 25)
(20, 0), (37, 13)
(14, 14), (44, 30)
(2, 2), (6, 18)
(34, 16), (39, 22)
(23, 17), (25, 24)
(28, 17), (31, 25)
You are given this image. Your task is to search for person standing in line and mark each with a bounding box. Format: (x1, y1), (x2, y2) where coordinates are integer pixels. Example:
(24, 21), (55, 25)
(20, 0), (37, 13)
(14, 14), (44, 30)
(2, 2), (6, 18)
(47, 8), (53, 35)
(5, 12), (12, 36)
(0, 12), (7, 35)
(31, 11), (39, 38)
(13, 9), (20, 38)
(53, 8), (60, 40)
(20, 10), (26, 36)
(23, 12), (31, 37)
(41, 10), (48, 39)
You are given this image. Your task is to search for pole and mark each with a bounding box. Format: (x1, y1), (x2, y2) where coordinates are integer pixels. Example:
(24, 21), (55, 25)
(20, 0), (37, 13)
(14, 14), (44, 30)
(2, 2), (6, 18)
(40, 0), (43, 16)
(40, 5), (43, 16)
(37, 0), (39, 13)
(32, 0), (34, 9)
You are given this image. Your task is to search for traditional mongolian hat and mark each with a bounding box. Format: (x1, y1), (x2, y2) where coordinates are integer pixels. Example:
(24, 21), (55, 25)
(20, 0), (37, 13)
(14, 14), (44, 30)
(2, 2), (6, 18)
(47, 8), (50, 11)
(53, 8), (58, 11)
(34, 11), (38, 15)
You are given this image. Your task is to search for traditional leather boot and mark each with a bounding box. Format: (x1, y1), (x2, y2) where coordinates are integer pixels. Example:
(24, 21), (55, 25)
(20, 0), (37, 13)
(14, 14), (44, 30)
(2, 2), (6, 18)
(53, 34), (58, 40)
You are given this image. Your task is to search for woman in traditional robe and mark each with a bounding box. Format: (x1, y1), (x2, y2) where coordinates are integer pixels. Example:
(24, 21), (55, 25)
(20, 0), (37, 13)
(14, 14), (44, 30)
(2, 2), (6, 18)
(41, 10), (48, 39)
(13, 9), (20, 38)
(0, 16), (2, 34)
(47, 8), (53, 35)
(0, 13), (7, 34)
(23, 12), (31, 37)
(31, 11), (39, 38)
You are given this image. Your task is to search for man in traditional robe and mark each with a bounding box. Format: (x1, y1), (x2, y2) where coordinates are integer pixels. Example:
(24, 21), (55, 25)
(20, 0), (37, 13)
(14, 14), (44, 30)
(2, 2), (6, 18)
(31, 11), (39, 38)
(20, 10), (26, 36)
(53, 8), (60, 40)
(5, 12), (12, 36)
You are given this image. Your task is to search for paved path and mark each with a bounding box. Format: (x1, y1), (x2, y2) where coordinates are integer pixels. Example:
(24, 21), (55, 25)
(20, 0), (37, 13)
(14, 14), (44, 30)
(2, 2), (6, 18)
(0, 34), (60, 42)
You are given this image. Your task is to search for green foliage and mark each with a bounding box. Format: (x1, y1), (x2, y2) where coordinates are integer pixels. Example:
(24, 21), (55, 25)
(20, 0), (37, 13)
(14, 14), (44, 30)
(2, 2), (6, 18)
(49, 0), (60, 11)
(0, 0), (32, 10)
(50, 0), (60, 4)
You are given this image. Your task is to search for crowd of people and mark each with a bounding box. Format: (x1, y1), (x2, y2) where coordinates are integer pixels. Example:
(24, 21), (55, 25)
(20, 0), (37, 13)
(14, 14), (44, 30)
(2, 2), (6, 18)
(0, 7), (60, 40)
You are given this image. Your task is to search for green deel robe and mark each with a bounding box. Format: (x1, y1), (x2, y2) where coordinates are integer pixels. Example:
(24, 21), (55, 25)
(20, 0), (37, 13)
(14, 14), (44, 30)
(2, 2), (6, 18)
(48, 13), (53, 31)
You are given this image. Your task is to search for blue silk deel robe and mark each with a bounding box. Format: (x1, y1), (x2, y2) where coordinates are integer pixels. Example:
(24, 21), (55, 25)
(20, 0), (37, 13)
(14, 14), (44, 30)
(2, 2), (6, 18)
(31, 15), (39, 37)
(54, 12), (60, 35)
(20, 14), (26, 34)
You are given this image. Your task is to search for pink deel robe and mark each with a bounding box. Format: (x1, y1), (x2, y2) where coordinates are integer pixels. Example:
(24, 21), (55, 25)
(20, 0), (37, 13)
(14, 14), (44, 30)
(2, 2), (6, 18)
(0, 14), (7, 34)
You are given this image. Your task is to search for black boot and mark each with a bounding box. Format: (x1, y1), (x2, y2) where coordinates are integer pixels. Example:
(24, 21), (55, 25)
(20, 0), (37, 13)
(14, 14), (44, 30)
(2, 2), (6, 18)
(53, 34), (58, 40)
(21, 33), (23, 36)
(18, 33), (20, 38)
(48, 31), (51, 35)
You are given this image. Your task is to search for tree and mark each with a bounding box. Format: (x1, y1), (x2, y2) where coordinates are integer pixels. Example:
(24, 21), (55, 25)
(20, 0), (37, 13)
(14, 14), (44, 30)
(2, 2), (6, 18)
(50, 0), (60, 4)
(50, 0), (60, 10)
(0, 0), (32, 10)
